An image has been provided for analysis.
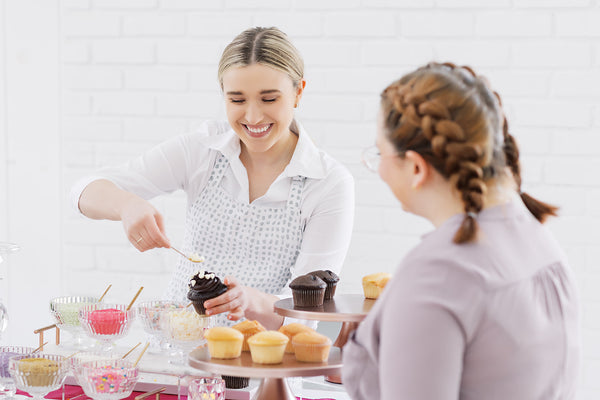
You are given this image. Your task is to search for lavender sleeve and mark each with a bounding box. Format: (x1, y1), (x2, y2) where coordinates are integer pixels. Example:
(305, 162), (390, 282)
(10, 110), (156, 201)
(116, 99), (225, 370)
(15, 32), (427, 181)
(343, 257), (485, 400)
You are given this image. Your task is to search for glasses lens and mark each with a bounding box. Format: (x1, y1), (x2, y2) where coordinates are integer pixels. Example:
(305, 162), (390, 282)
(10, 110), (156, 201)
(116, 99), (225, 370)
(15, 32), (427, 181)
(361, 146), (380, 172)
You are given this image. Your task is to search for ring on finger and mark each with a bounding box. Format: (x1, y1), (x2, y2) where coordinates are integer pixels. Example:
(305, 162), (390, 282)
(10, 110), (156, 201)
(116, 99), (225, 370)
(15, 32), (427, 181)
(136, 237), (143, 244)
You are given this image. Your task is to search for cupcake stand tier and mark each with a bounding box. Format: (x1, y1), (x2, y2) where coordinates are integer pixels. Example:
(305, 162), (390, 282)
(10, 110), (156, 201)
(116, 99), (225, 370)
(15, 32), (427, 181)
(274, 293), (375, 384)
(188, 346), (342, 400)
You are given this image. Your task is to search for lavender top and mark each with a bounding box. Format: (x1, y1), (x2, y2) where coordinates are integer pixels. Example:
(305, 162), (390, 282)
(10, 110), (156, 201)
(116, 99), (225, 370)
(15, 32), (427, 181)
(342, 199), (580, 400)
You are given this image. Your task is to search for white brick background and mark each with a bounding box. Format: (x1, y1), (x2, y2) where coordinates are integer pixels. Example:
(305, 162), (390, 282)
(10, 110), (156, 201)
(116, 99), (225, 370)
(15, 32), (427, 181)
(1, 0), (600, 398)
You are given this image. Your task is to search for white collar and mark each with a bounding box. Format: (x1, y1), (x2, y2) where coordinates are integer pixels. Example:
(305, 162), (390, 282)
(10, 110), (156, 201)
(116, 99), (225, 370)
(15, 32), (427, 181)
(199, 120), (326, 180)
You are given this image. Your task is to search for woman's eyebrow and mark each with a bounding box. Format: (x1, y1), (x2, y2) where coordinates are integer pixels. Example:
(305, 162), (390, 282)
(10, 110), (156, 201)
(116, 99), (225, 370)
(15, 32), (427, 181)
(225, 89), (281, 95)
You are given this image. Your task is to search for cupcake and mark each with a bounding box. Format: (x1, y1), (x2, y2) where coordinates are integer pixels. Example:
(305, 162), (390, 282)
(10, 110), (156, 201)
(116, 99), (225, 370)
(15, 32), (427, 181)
(289, 275), (326, 307)
(307, 270), (339, 300)
(246, 331), (289, 364)
(187, 270), (228, 315)
(232, 320), (266, 352)
(292, 331), (332, 363)
(278, 323), (316, 354)
(221, 375), (249, 389)
(204, 327), (244, 359)
(362, 272), (392, 299)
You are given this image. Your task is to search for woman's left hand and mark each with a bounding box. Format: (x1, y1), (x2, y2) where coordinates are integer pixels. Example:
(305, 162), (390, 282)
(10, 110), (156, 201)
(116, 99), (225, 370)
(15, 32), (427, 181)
(203, 276), (249, 321)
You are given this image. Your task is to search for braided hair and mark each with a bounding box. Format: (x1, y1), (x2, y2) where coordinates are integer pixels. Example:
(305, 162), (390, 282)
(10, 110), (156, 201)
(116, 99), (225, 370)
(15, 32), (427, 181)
(381, 62), (558, 244)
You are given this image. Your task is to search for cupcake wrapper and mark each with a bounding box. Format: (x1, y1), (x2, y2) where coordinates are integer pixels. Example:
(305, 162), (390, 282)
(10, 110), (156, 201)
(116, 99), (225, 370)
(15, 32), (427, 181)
(363, 285), (383, 300)
(191, 301), (206, 315)
(292, 288), (325, 308)
(292, 342), (332, 363)
(323, 284), (337, 300)
(221, 375), (249, 389)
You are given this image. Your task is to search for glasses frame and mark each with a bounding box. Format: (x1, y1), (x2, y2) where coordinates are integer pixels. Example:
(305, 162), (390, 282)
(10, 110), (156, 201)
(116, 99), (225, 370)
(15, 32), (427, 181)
(361, 146), (402, 173)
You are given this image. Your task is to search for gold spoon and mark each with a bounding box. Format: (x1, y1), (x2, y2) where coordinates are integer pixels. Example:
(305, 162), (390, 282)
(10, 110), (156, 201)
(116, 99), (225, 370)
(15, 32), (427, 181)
(171, 246), (204, 263)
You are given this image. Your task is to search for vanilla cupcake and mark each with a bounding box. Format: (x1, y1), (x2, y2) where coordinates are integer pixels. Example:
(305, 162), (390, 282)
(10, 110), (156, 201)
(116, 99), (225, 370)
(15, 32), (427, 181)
(292, 331), (332, 363)
(204, 327), (244, 359)
(247, 331), (289, 364)
(232, 320), (266, 352)
(278, 323), (316, 354)
(362, 272), (392, 299)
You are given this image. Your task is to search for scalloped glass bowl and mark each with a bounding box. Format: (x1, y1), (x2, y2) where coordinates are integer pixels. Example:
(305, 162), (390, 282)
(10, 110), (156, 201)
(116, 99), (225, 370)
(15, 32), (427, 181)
(74, 359), (139, 400)
(79, 304), (135, 352)
(8, 354), (68, 400)
(136, 300), (187, 353)
(69, 352), (120, 386)
(50, 296), (99, 349)
(162, 308), (212, 364)
(0, 346), (35, 397)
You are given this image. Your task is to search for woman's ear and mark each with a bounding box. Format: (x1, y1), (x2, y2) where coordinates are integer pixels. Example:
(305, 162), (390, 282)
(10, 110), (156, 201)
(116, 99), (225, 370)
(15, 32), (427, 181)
(295, 79), (306, 107)
(405, 150), (429, 190)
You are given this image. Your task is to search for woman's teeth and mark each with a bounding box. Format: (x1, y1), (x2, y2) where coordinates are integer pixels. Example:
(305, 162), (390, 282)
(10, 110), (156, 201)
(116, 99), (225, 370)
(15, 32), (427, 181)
(246, 124), (270, 133)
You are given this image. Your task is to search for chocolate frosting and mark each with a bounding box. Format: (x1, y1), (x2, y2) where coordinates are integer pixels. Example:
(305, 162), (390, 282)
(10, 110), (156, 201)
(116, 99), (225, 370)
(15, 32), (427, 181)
(187, 271), (228, 301)
(289, 274), (327, 290)
(308, 269), (339, 284)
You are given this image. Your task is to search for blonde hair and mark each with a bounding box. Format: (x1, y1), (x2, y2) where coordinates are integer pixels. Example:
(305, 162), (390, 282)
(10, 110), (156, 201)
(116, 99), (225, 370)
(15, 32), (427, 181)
(217, 27), (304, 89)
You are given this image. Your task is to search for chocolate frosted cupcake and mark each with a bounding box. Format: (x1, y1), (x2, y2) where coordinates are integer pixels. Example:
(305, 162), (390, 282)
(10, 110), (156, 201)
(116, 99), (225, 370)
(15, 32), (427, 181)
(187, 270), (228, 315)
(308, 270), (339, 300)
(289, 275), (326, 308)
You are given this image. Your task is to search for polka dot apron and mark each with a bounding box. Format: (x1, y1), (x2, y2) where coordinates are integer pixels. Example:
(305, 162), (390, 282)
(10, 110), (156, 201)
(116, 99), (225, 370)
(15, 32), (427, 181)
(165, 153), (305, 326)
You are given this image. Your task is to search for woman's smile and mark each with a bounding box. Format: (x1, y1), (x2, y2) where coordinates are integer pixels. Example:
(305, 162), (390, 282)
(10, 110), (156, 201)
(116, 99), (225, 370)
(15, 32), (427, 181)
(242, 123), (273, 138)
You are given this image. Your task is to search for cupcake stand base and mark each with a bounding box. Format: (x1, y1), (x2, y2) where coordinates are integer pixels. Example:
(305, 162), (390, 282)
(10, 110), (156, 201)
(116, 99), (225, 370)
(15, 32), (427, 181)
(273, 294), (374, 384)
(188, 346), (342, 400)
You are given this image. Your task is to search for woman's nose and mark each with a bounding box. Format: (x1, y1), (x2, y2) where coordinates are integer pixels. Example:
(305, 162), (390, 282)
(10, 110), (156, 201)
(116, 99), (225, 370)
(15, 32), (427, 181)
(244, 101), (263, 124)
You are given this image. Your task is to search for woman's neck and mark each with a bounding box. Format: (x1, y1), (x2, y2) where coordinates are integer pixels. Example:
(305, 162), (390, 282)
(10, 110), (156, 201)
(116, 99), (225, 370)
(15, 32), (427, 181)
(240, 130), (298, 171)
(421, 177), (517, 228)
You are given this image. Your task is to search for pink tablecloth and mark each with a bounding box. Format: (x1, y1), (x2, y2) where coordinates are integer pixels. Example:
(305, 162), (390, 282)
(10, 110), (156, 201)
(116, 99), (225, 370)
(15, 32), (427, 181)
(17, 384), (335, 400)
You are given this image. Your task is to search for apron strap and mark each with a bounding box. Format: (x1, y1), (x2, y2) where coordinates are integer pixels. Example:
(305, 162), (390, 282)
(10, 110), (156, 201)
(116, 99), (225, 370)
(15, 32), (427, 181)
(206, 152), (229, 188)
(286, 175), (306, 211)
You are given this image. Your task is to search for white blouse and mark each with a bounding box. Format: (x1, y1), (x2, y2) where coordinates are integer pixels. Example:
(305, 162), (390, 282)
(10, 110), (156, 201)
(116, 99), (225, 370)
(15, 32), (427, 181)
(70, 120), (355, 297)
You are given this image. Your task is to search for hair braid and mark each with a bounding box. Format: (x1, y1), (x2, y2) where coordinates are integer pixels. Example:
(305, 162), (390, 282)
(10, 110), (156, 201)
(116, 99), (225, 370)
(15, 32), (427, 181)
(496, 97), (558, 222)
(381, 62), (559, 243)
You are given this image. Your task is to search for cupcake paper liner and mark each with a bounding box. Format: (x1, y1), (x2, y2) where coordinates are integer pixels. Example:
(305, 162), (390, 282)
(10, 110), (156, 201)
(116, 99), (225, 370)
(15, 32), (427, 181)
(221, 375), (249, 389)
(291, 288), (325, 308)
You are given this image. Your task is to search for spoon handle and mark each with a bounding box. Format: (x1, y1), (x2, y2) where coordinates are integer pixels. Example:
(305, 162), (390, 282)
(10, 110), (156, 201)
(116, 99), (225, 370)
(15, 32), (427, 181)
(171, 246), (188, 259)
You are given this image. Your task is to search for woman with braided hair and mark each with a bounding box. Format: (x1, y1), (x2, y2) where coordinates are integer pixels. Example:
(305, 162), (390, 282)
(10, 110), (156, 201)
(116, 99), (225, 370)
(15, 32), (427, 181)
(342, 62), (579, 400)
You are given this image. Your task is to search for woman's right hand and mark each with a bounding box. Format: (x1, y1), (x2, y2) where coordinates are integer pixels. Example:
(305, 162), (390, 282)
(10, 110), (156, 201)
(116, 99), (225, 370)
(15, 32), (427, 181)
(78, 179), (170, 251)
(120, 196), (170, 251)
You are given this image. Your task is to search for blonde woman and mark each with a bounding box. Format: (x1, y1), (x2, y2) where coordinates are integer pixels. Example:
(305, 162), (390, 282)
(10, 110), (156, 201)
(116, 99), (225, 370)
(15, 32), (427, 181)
(342, 63), (579, 399)
(70, 27), (354, 329)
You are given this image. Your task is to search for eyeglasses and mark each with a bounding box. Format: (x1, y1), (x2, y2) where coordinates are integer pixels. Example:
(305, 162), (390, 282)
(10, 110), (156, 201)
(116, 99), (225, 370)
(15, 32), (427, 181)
(361, 146), (400, 173)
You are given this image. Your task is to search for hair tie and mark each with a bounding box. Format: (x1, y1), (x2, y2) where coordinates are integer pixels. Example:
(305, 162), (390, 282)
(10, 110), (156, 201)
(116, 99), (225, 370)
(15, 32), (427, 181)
(466, 211), (477, 219)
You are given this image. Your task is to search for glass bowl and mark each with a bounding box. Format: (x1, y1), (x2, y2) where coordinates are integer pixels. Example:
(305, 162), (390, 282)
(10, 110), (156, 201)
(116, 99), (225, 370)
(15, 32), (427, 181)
(79, 304), (135, 352)
(50, 296), (98, 349)
(161, 308), (212, 364)
(8, 354), (68, 400)
(0, 346), (35, 397)
(137, 300), (187, 354)
(188, 377), (225, 400)
(74, 359), (139, 400)
(69, 352), (120, 386)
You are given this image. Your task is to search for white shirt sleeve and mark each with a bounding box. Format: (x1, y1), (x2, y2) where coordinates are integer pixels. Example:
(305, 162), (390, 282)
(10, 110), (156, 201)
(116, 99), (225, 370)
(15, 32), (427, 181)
(287, 168), (355, 285)
(69, 125), (216, 214)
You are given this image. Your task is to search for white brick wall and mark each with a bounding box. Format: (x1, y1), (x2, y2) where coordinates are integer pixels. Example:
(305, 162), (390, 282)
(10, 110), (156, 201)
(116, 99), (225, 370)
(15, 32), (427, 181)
(1, 1), (599, 398)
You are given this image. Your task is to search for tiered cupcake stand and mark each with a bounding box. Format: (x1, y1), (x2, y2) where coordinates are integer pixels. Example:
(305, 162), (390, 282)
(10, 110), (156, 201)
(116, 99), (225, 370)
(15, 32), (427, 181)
(187, 294), (374, 400)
